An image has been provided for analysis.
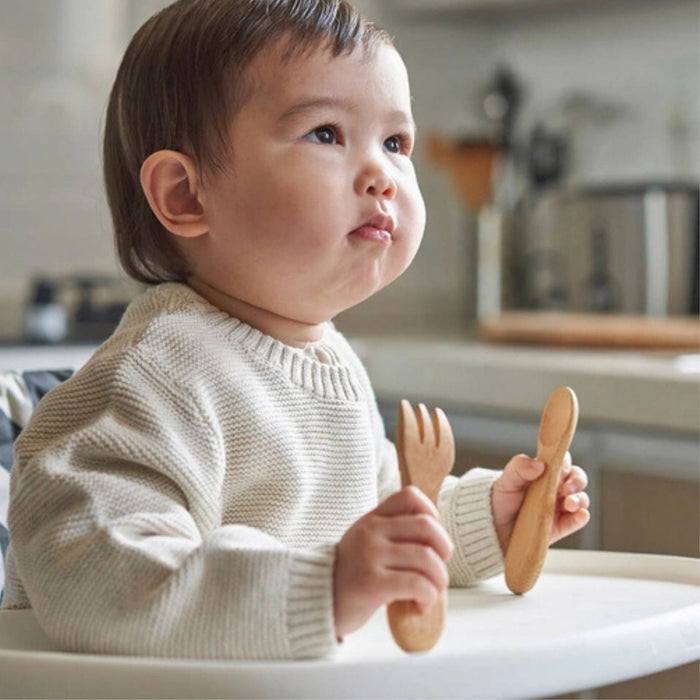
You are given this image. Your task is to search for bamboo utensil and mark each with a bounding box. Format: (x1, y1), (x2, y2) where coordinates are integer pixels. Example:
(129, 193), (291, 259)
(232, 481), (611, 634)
(387, 400), (455, 652)
(426, 136), (501, 213)
(505, 386), (579, 594)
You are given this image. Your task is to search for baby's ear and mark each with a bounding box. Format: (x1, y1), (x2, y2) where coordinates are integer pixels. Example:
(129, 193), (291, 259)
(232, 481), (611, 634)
(140, 150), (208, 238)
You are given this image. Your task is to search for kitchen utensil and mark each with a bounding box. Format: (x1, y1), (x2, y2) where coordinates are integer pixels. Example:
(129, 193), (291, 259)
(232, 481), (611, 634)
(481, 65), (522, 155)
(387, 400), (455, 652)
(427, 136), (501, 213)
(528, 124), (568, 188)
(582, 226), (619, 312)
(24, 279), (68, 344)
(476, 205), (505, 321)
(505, 386), (579, 595)
(524, 249), (568, 311)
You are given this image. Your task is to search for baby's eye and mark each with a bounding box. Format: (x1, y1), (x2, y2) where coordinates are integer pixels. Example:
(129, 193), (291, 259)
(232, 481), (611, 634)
(304, 125), (338, 145)
(384, 134), (412, 156)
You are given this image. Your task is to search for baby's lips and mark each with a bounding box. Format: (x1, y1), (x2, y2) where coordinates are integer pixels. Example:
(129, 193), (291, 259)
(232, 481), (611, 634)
(356, 212), (395, 235)
(349, 224), (392, 244)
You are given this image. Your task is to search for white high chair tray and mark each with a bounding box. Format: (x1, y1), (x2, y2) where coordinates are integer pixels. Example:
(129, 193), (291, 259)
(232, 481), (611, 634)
(1, 549), (698, 699)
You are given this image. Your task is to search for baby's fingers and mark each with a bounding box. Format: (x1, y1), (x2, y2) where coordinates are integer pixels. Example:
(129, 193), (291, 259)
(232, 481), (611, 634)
(562, 491), (590, 512)
(386, 542), (450, 593)
(558, 464), (588, 497)
(551, 507), (590, 543)
(376, 486), (439, 519)
(559, 451), (573, 478)
(387, 514), (453, 562)
(498, 454), (545, 493)
(383, 570), (442, 611)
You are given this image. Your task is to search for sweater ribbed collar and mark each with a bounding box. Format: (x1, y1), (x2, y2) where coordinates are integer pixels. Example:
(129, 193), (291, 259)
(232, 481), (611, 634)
(160, 283), (368, 403)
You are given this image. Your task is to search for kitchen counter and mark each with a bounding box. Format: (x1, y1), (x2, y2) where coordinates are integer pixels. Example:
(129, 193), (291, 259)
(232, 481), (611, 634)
(351, 337), (700, 435)
(0, 344), (98, 373)
(1, 338), (698, 434)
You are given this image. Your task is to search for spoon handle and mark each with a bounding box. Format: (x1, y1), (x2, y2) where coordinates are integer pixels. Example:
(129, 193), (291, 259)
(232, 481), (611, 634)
(505, 387), (579, 595)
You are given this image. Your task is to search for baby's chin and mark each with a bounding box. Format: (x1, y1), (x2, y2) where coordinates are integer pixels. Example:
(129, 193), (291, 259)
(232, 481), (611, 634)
(328, 281), (404, 323)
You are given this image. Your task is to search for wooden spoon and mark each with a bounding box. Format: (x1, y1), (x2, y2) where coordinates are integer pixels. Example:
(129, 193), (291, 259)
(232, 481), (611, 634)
(505, 386), (579, 595)
(387, 400), (455, 652)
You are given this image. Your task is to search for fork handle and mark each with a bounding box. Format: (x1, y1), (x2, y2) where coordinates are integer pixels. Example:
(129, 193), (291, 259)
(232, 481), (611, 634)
(388, 400), (453, 653)
(387, 593), (447, 653)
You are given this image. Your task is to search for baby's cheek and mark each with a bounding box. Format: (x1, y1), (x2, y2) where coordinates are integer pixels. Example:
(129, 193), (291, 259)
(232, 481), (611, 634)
(407, 180), (427, 235)
(400, 195), (426, 259)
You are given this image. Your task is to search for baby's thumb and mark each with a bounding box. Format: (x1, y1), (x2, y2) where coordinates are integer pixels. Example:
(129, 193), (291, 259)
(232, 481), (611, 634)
(502, 454), (546, 491)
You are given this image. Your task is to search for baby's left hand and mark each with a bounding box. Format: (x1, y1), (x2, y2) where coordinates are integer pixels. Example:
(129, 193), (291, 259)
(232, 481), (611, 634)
(491, 453), (590, 555)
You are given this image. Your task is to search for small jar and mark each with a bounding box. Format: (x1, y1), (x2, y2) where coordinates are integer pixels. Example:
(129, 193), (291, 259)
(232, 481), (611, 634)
(24, 279), (68, 344)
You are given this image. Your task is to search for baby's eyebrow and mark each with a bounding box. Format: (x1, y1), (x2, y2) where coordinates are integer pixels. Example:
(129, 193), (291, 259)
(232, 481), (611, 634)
(385, 110), (417, 134)
(278, 96), (353, 122)
(278, 96), (416, 132)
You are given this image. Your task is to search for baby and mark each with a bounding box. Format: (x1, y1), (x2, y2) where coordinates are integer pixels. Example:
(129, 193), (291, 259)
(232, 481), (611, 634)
(2, 0), (589, 660)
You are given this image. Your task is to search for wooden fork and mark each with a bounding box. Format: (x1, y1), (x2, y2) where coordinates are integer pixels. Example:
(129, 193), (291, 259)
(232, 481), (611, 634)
(387, 400), (455, 653)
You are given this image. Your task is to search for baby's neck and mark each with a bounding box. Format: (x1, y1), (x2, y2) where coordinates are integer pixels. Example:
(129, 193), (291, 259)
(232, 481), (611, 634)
(186, 277), (326, 348)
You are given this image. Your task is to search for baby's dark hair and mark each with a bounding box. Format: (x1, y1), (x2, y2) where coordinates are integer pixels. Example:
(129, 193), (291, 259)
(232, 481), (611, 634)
(103, 0), (391, 285)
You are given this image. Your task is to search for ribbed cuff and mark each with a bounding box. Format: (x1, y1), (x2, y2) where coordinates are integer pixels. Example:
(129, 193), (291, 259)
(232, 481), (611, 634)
(286, 546), (337, 659)
(443, 468), (504, 585)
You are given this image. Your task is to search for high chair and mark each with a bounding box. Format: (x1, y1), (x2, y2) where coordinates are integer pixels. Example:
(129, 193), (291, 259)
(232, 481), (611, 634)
(1, 369), (698, 699)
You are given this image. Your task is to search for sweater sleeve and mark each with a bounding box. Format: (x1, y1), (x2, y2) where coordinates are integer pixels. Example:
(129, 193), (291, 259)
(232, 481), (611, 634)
(7, 356), (337, 660)
(376, 437), (400, 503)
(438, 468), (504, 585)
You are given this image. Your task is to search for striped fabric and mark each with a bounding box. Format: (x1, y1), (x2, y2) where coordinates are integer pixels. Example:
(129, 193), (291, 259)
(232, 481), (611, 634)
(0, 369), (72, 597)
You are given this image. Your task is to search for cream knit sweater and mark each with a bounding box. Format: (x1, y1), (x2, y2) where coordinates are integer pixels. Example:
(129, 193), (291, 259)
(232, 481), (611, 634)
(3, 283), (503, 660)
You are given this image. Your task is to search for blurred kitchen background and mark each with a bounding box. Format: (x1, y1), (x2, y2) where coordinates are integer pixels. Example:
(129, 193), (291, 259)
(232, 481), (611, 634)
(0, 2), (698, 695)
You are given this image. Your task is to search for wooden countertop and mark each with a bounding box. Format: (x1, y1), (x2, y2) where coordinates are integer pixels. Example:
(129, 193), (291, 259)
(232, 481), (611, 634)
(478, 312), (699, 350)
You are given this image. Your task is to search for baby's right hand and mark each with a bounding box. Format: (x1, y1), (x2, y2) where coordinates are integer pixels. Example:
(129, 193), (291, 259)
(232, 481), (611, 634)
(333, 486), (453, 640)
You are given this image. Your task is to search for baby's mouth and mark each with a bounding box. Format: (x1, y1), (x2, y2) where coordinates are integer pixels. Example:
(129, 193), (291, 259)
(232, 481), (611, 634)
(349, 214), (395, 244)
(349, 225), (392, 244)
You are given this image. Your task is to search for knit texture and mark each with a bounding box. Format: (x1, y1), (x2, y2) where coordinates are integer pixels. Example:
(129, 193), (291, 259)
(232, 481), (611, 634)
(3, 283), (503, 659)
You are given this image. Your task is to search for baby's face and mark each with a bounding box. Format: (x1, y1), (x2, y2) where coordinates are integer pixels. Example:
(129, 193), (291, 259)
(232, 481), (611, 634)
(193, 39), (425, 329)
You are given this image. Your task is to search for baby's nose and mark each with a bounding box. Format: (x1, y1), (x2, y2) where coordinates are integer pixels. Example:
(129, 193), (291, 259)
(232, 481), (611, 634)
(356, 162), (397, 200)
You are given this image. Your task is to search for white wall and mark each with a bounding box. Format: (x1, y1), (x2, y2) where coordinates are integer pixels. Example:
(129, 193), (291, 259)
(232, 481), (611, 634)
(0, 1), (135, 336)
(491, 1), (699, 183)
(0, 0), (697, 338)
